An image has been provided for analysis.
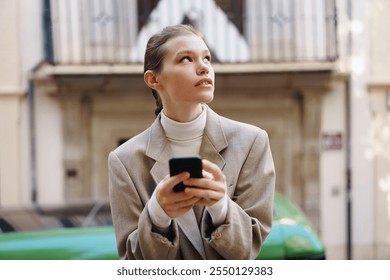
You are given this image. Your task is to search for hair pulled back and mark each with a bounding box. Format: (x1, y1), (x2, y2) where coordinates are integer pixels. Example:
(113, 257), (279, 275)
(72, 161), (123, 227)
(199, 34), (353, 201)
(144, 24), (204, 116)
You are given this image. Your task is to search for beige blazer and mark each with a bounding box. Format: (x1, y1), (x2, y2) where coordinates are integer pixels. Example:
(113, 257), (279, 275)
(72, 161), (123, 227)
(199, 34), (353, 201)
(108, 105), (275, 259)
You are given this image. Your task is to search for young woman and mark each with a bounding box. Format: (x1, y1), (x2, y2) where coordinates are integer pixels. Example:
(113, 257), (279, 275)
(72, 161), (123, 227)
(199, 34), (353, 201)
(108, 24), (275, 260)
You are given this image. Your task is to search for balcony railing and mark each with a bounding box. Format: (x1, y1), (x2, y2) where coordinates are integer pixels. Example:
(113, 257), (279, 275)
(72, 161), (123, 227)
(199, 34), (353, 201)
(44, 0), (338, 65)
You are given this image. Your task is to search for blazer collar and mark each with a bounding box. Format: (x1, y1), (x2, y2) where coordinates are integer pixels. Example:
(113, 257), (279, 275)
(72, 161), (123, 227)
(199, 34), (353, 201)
(200, 105), (228, 170)
(147, 105), (228, 183)
(146, 115), (172, 184)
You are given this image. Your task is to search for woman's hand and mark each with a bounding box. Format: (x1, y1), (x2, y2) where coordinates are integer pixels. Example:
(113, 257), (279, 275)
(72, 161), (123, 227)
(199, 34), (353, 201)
(182, 159), (227, 207)
(156, 172), (201, 218)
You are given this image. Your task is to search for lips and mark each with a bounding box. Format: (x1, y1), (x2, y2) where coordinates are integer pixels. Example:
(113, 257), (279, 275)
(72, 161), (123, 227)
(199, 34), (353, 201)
(195, 78), (213, 87)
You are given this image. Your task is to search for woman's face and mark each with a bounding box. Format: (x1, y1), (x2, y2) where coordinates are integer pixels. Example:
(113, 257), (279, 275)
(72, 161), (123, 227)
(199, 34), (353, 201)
(155, 34), (215, 120)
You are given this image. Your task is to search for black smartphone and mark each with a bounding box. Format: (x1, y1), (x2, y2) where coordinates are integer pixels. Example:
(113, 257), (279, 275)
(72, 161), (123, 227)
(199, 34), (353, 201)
(169, 156), (203, 192)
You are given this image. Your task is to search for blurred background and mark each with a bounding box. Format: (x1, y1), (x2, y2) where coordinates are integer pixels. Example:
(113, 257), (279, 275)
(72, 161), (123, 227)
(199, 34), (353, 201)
(0, 0), (389, 260)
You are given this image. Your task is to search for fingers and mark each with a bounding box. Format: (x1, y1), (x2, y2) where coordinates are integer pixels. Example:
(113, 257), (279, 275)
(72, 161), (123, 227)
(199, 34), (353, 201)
(202, 159), (226, 182)
(184, 185), (225, 200)
(157, 172), (194, 201)
(156, 159), (227, 216)
(164, 172), (190, 192)
(182, 159), (227, 207)
(202, 170), (213, 180)
(159, 195), (201, 219)
(164, 196), (200, 212)
(156, 171), (201, 218)
(183, 160), (226, 192)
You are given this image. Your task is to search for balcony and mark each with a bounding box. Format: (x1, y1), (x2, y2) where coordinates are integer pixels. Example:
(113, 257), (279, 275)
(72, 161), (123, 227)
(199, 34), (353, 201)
(43, 0), (338, 68)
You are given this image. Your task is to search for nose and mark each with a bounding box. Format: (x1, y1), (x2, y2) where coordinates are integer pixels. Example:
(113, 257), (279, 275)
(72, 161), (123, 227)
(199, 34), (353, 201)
(197, 60), (209, 75)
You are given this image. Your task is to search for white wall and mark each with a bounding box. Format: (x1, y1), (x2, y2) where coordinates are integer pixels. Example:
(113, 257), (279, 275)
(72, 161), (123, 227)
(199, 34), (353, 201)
(320, 80), (347, 259)
(19, 0), (44, 206)
(0, 0), (23, 207)
(0, 0), (44, 95)
(369, 0), (390, 84)
(0, 0), (21, 90)
(369, 0), (390, 259)
(0, 97), (21, 207)
(350, 0), (376, 259)
(0, 0), (44, 207)
(34, 86), (64, 206)
(336, 0), (352, 73)
(323, 0), (381, 259)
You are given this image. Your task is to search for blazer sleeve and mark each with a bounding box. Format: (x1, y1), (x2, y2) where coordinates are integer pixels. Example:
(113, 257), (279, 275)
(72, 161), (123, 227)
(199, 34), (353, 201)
(108, 152), (180, 259)
(201, 129), (275, 259)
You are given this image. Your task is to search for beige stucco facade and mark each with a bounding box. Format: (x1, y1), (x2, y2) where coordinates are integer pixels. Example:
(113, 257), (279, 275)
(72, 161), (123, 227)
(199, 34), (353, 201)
(0, 0), (43, 207)
(367, 0), (390, 259)
(0, 0), (24, 207)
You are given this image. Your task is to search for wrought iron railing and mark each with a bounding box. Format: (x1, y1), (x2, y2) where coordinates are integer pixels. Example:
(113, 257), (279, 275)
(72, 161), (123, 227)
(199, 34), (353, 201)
(44, 0), (338, 65)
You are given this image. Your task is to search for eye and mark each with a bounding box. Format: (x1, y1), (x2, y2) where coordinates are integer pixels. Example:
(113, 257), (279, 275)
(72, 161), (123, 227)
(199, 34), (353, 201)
(204, 55), (211, 62)
(180, 56), (192, 62)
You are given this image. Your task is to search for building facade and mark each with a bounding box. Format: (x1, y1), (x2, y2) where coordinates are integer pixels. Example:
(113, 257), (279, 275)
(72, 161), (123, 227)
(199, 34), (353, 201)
(1, 0), (389, 260)
(0, 0), (44, 208)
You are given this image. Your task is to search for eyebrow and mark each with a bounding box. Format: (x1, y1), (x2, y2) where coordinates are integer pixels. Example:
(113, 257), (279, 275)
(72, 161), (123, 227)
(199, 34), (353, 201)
(175, 49), (210, 57)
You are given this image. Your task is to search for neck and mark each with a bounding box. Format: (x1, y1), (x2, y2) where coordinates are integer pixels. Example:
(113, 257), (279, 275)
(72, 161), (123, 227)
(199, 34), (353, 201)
(163, 103), (203, 122)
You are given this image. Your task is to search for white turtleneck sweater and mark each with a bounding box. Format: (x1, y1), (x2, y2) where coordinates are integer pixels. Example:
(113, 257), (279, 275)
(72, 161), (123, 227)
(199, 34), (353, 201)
(147, 105), (228, 229)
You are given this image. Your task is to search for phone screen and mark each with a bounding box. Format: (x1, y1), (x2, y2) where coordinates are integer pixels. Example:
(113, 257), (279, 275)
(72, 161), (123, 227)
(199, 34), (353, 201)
(169, 157), (202, 192)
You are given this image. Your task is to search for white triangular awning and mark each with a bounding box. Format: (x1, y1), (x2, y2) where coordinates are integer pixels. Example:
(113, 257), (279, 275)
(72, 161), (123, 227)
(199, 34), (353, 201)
(130, 0), (250, 63)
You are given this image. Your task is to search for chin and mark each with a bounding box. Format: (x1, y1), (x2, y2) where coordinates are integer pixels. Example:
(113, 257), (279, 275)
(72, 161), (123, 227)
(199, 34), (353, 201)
(204, 96), (214, 104)
(199, 92), (214, 103)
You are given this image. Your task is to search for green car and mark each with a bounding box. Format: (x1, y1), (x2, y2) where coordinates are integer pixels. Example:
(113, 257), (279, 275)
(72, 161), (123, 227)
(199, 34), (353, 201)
(257, 194), (325, 259)
(0, 193), (325, 260)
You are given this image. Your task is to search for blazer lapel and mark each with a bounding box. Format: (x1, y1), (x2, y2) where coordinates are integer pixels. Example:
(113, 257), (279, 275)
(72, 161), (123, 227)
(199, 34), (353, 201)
(177, 211), (206, 259)
(147, 107), (228, 180)
(200, 106), (228, 170)
(146, 116), (172, 184)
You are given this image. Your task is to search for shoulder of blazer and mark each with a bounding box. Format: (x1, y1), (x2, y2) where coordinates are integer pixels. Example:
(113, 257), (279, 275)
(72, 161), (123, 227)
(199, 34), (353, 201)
(212, 109), (267, 140)
(111, 117), (161, 160)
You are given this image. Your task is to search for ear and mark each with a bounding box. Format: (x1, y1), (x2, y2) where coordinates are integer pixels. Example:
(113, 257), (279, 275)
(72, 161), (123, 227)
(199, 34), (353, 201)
(144, 70), (160, 90)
